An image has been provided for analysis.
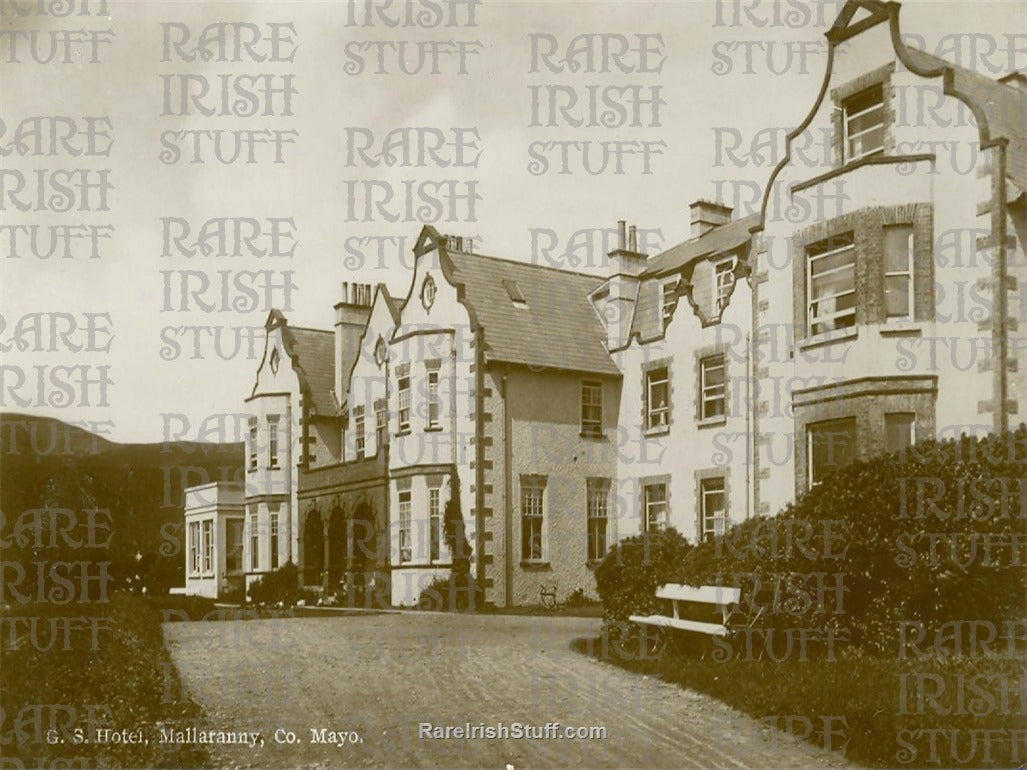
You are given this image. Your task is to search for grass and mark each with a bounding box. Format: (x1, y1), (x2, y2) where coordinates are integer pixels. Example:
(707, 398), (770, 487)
(1, 592), (211, 769)
(574, 629), (1027, 768)
(481, 603), (603, 618)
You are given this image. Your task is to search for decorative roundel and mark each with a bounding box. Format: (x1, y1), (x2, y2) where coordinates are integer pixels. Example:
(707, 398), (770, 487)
(421, 274), (437, 312)
(374, 336), (388, 367)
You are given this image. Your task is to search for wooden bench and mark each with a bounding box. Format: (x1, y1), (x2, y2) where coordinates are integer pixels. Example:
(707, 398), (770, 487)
(629, 584), (742, 645)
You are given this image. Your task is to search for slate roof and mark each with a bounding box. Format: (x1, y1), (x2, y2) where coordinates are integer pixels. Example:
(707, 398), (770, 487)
(642, 214), (759, 278)
(627, 278), (664, 345)
(282, 325), (338, 416)
(442, 250), (620, 376)
(904, 47), (1026, 194)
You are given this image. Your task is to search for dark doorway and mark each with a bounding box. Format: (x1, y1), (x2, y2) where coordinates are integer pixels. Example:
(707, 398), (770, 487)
(303, 509), (324, 587)
(328, 507), (347, 587)
(348, 503), (376, 605)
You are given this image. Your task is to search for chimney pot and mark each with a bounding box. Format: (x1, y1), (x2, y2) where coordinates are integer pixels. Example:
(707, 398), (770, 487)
(629, 225), (638, 253)
(617, 220), (626, 251)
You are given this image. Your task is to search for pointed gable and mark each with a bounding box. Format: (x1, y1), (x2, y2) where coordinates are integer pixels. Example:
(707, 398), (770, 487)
(406, 225), (617, 376)
(253, 310), (335, 416)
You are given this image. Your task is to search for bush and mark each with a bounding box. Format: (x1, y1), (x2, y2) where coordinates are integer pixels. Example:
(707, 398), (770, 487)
(248, 561), (301, 606)
(417, 572), (485, 612)
(593, 528), (694, 624)
(416, 472), (486, 612)
(563, 587), (597, 608)
(677, 426), (1027, 655)
(1, 593), (210, 768)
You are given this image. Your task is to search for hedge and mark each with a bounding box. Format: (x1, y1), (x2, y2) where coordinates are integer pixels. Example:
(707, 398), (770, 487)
(595, 426), (1026, 656)
(680, 426), (1026, 654)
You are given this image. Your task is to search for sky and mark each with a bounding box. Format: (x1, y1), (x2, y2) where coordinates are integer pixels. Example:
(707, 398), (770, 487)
(2, 0), (1024, 443)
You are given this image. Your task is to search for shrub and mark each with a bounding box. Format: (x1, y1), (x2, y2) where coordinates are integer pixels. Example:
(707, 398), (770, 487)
(416, 472), (487, 612)
(248, 561), (301, 606)
(0, 594), (210, 768)
(563, 587), (597, 608)
(677, 426), (1027, 655)
(593, 528), (694, 624)
(417, 572), (485, 612)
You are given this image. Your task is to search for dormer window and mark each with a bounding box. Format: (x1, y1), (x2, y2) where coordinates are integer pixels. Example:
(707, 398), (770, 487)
(503, 279), (528, 309)
(661, 279), (678, 325)
(714, 257), (736, 313)
(843, 84), (885, 161)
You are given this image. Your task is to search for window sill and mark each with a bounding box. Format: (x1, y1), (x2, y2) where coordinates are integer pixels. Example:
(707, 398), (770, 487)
(879, 320), (923, 337)
(424, 425), (444, 433)
(396, 429), (411, 437)
(797, 327), (858, 352)
(391, 561), (454, 569)
(579, 430), (607, 440)
(643, 425), (670, 437)
(520, 560), (551, 570)
(267, 465), (280, 470)
(697, 416), (727, 429)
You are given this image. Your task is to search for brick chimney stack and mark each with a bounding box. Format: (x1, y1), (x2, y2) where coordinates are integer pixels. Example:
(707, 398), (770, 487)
(334, 281), (373, 408)
(690, 200), (733, 239)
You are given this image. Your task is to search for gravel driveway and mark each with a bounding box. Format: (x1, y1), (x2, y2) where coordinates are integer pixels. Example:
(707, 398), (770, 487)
(163, 611), (853, 769)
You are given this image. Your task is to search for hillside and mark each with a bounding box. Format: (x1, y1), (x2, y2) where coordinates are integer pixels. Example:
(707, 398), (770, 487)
(0, 413), (244, 593)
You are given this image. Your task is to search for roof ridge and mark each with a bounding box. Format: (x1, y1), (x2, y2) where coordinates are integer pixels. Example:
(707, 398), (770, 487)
(906, 44), (1027, 92)
(290, 325), (333, 335)
(449, 249), (604, 281)
(661, 213), (759, 249)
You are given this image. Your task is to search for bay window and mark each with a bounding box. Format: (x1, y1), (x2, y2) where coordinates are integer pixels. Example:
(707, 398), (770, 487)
(807, 233), (856, 336)
(397, 369), (411, 434)
(398, 489), (412, 563)
(885, 412), (915, 455)
(267, 415), (279, 468)
(250, 511), (259, 570)
(269, 512), (279, 569)
(426, 366), (441, 429)
(189, 521), (200, 574)
(202, 519), (213, 573)
(807, 418), (857, 486)
(248, 417), (258, 470)
(428, 484), (443, 562)
(884, 225), (914, 320)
